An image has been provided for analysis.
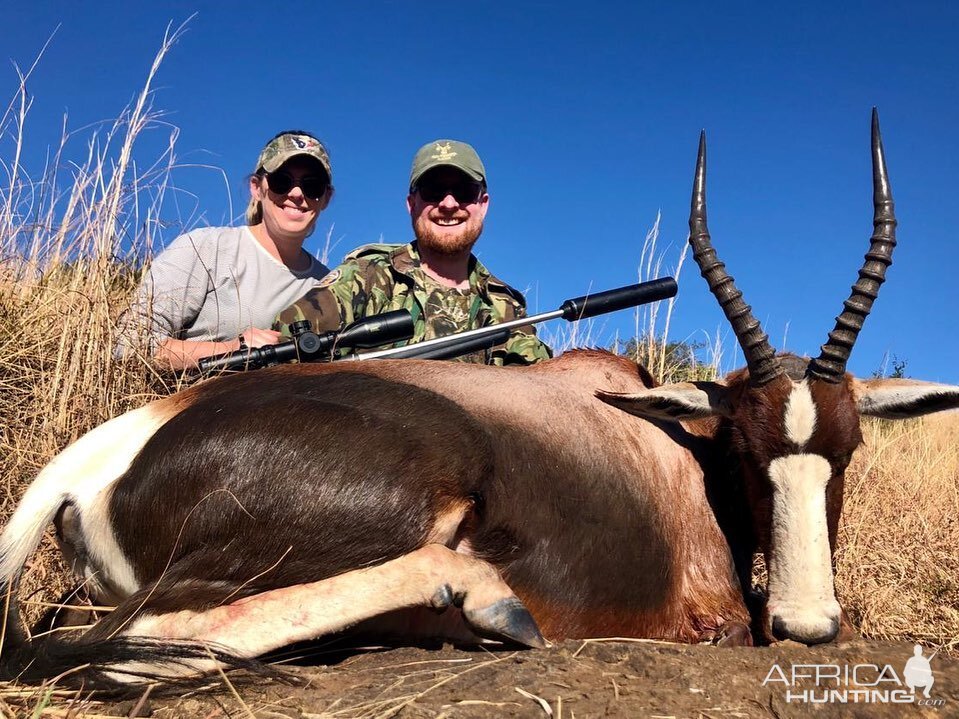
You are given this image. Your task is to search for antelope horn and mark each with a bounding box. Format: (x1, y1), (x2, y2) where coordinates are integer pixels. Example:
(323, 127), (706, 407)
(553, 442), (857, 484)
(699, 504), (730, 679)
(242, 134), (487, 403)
(807, 108), (897, 383)
(689, 132), (783, 386)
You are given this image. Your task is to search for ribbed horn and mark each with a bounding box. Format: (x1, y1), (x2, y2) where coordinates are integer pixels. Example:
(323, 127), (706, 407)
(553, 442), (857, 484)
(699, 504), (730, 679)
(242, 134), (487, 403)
(689, 131), (783, 386)
(807, 108), (897, 383)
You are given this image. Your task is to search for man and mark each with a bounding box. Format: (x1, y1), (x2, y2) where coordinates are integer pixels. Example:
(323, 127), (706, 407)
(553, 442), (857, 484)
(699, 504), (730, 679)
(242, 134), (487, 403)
(274, 139), (552, 365)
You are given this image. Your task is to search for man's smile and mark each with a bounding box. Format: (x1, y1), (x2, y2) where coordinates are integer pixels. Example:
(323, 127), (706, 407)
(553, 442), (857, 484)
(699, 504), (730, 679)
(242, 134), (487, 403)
(432, 216), (466, 226)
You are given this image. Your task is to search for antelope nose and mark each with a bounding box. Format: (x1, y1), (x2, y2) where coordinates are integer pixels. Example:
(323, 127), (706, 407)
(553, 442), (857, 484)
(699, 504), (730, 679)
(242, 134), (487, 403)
(771, 614), (840, 645)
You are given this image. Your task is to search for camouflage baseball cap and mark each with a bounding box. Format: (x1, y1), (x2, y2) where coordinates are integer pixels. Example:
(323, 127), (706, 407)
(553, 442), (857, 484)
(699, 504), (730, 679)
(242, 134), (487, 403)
(256, 133), (332, 180)
(409, 139), (486, 191)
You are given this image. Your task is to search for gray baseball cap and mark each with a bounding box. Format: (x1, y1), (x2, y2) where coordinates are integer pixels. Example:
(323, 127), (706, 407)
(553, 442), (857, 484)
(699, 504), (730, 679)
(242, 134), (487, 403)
(257, 133), (333, 180)
(409, 139), (486, 190)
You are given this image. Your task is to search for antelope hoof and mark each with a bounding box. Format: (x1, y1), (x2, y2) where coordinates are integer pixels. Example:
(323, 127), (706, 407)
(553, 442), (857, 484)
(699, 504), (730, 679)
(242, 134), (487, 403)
(467, 597), (547, 649)
(716, 621), (753, 647)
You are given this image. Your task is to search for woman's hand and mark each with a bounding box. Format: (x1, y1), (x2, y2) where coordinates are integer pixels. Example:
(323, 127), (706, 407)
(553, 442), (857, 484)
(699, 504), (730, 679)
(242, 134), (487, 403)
(154, 327), (283, 371)
(239, 327), (282, 349)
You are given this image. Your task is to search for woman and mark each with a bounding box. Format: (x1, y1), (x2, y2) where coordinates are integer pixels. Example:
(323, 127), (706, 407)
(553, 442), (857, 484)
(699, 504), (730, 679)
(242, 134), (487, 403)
(117, 130), (334, 370)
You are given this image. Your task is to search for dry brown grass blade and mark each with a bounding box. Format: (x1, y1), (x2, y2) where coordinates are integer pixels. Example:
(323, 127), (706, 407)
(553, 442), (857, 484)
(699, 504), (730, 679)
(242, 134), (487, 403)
(514, 686), (553, 716)
(207, 648), (256, 719)
(37, 713), (126, 719)
(833, 413), (959, 648)
(367, 652), (517, 719)
(125, 683), (153, 718)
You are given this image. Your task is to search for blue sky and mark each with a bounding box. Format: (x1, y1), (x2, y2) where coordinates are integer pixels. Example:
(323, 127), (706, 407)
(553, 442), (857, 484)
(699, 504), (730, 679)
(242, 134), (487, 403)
(2, 2), (957, 382)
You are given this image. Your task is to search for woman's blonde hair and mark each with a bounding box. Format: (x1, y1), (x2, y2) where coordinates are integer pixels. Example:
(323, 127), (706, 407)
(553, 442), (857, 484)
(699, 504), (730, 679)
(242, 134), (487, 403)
(246, 173), (264, 225)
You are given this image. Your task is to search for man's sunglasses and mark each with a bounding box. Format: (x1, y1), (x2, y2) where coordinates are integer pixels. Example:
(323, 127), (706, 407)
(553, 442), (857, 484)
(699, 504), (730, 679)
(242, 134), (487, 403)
(265, 172), (329, 201)
(415, 180), (484, 204)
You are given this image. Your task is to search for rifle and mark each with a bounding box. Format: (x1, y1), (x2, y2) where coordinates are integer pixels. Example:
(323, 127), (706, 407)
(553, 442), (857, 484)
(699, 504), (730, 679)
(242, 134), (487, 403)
(197, 277), (678, 373)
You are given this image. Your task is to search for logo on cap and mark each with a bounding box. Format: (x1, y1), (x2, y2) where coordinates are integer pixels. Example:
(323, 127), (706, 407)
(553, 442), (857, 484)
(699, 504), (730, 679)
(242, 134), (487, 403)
(431, 143), (458, 162)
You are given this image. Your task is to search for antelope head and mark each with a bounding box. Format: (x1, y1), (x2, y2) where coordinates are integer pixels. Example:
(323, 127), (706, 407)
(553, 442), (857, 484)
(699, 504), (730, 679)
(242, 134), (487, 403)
(601, 110), (959, 645)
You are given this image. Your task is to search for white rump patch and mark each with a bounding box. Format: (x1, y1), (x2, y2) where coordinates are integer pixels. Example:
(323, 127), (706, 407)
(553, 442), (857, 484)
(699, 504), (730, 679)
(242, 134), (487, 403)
(783, 381), (817, 448)
(64, 404), (177, 595)
(0, 403), (175, 595)
(765, 453), (840, 642)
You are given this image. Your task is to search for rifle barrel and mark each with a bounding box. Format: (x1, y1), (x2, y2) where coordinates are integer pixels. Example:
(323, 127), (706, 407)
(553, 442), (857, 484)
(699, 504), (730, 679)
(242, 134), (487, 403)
(357, 310), (564, 361)
(374, 328), (512, 361)
(358, 277), (677, 362)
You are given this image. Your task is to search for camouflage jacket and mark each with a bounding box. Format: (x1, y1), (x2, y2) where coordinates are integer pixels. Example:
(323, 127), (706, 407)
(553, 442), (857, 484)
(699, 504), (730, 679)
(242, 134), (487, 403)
(274, 242), (552, 365)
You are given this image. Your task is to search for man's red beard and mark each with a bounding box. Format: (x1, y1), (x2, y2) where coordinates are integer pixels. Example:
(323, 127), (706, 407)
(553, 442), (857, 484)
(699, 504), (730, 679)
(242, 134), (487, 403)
(413, 214), (484, 256)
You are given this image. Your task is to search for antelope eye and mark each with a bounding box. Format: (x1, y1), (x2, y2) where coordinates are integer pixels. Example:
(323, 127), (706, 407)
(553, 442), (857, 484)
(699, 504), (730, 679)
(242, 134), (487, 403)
(833, 453), (853, 469)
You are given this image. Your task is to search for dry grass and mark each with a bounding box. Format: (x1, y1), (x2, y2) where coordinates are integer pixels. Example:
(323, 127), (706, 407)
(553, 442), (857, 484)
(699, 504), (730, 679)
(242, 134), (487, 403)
(835, 413), (959, 648)
(0, 24), (189, 631)
(0, 20), (957, 718)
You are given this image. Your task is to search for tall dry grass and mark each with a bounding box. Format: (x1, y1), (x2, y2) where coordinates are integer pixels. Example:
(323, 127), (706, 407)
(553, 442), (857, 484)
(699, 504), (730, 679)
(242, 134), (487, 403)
(0, 25), (193, 625)
(836, 413), (959, 649)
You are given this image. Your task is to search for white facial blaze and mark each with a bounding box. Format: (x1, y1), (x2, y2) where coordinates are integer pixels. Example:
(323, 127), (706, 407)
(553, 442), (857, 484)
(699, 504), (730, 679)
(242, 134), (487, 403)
(784, 381), (817, 447)
(766, 453), (841, 641)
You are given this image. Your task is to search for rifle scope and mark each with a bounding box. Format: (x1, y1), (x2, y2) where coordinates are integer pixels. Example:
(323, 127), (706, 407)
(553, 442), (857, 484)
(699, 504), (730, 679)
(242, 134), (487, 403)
(197, 309), (414, 373)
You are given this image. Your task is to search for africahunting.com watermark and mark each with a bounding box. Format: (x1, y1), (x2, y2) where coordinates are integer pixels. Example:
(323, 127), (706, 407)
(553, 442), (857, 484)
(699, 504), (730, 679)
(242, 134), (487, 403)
(763, 644), (945, 706)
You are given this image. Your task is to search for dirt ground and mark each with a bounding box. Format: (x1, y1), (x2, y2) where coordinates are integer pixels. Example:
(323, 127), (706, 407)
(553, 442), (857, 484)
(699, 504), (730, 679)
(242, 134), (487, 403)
(76, 638), (956, 719)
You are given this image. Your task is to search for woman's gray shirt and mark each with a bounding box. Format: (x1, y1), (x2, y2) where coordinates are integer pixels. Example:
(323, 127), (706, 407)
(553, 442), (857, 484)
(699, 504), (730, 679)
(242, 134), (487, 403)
(116, 226), (330, 356)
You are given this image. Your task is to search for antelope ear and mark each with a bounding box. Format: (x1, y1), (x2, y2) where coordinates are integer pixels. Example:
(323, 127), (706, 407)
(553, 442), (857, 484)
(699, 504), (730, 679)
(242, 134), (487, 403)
(597, 382), (733, 421)
(852, 378), (959, 419)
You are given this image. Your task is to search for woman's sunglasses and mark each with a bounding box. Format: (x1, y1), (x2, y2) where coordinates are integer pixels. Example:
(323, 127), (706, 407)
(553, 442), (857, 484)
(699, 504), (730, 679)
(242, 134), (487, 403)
(265, 172), (329, 201)
(415, 180), (483, 204)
